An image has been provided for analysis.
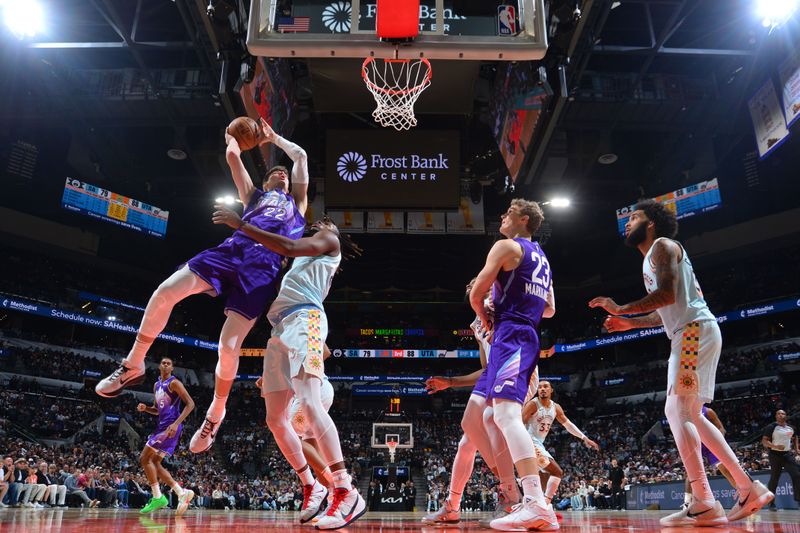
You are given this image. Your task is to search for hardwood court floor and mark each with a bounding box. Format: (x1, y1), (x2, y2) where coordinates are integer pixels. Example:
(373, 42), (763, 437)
(1, 508), (798, 532)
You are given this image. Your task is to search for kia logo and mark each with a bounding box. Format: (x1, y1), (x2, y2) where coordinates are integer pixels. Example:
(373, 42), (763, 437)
(337, 152), (368, 182)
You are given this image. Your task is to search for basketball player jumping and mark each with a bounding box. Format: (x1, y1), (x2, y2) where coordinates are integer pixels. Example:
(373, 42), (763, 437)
(589, 199), (773, 526)
(522, 380), (599, 507)
(469, 199), (558, 531)
(137, 357), (196, 516)
(421, 279), (521, 526)
(96, 119), (308, 454)
(213, 207), (365, 529)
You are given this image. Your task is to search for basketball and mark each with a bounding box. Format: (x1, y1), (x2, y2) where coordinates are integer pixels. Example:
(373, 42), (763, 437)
(226, 117), (261, 150)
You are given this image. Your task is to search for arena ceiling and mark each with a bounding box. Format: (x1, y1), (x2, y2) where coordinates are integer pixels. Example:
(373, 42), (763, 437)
(0, 0), (798, 294)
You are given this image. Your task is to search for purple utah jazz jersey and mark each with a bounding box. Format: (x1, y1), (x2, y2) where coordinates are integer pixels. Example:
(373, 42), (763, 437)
(146, 376), (183, 456)
(493, 238), (552, 329)
(236, 188), (306, 243)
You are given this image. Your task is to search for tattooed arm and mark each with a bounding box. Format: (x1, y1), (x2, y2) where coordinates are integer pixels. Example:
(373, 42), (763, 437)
(589, 239), (679, 316)
(603, 312), (662, 332)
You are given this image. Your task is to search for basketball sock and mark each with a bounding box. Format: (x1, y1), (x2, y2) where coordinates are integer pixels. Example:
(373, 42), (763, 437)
(665, 395), (714, 504)
(331, 469), (352, 490)
(448, 490), (463, 510)
(320, 467), (333, 487)
(689, 398), (751, 491)
(171, 482), (184, 498)
(545, 476), (561, 502)
(125, 336), (152, 368)
(450, 435), (477, 496)
(297, 465), (314, 486)
(151, 484), (162, 499)
(208, 394), (228, 421)
(520, 475), (546, 506)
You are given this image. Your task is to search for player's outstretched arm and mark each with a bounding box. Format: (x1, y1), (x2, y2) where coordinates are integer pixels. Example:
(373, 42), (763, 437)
(260, 119), (309, 216)
(603, 311), (662, 333)
(224, 134), (257, 206)
(470, 239), (519, 330)
(425, 369), (485, 394)
(555, 403), (599, 450)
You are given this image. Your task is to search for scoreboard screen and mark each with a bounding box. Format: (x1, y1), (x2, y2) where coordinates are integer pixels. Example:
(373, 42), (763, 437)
(62, 178), (169, 238)
(616, 178), (721, 235)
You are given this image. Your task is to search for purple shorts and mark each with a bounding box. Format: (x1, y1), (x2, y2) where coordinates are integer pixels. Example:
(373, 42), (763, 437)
(485, 321), (540, 403)
(146, 423), (182, 457)
(187, 236), (281, 320)
(471, 369), (490, 398)
(701, 445), (720, 467)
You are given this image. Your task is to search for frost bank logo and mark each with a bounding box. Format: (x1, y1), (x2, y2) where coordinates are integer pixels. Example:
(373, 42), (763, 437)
(323, 1), (352, 33)
(337, 152), (367, 182)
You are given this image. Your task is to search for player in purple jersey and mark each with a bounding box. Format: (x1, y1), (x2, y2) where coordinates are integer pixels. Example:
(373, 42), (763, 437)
(469, 199), (558, 531)
(95, 118), (309, 453)
(137, 357), (195, 515)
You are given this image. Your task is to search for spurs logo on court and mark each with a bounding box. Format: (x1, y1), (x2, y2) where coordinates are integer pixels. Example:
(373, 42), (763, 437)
(322, 1), (352, 33)
(337, 152), (368, 182)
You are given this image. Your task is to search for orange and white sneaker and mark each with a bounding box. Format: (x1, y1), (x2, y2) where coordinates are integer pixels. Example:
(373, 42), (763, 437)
(300, 480), (328, 524)
(727, 480), (774, 521)
(314, 487), (366, 530)
(422, 499), (461, 525)
(490, 496), (559, 531)
(176, 489), (194, 517)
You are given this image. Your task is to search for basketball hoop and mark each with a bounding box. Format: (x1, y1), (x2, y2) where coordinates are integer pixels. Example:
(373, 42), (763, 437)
(387, 440), (399, 463)
(362, 57), (432, 131)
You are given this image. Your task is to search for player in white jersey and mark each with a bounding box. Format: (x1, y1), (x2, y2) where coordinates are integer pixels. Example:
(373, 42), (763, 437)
(522, 380), (599, 507)
(422, 280), (521, 526)
(589, 199), (773, 526)
(213, 208), (365, 529)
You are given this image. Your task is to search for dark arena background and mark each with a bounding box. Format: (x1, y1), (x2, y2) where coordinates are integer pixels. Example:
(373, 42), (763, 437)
(1, 0), (800, 532)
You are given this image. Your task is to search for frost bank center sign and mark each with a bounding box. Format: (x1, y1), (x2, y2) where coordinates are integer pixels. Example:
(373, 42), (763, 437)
(325, 130), (460, 210)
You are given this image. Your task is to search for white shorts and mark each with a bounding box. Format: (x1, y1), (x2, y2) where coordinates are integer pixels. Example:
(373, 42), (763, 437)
(531, 436), (553, 468)
(667, 320), (721, 403)
(288, 378), (335, 439)
(261, 307), (328, 394)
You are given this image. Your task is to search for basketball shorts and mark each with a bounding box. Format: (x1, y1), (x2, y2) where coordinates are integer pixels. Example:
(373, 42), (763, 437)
(146, 423), (183, 457)
(667, 319), (721, 403)
(288, 378), (335, 439)
(472, 369), (490, 398)
(701, 445), (721, 468)
(485, 321), (540, 403)
(261, 307), (327, 394)
(530, 435), (553, 468)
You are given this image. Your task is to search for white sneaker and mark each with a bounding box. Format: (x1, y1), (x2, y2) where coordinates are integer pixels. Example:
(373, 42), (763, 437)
(177, 489), (195, 517)
(727, 480), (774, 521)
(421, 499), (460, 525)
(300, 481), (328, 523)
(95, 362), (146, 397)
(314, 487), (366, 530)
(490, 496), (559, 531)
(479, 490), (518, 528)
(660, 500), (727, 527)
(190, 411), (225, 453)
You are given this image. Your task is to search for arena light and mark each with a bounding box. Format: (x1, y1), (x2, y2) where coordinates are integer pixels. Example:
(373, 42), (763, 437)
(108, 316), (117, 321)
(756, 0), (799, 28)
(2, 0), (44, 39)
(214, 195), (237, 205)
(549, 197), (571, 208)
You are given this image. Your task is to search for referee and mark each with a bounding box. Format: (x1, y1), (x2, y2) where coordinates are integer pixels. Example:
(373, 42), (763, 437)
(762, 409), (800, 510)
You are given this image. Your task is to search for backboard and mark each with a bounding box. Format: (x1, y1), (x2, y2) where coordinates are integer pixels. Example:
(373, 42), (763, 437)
(247, 0), (547, 61)
(372, 422), (414, 449)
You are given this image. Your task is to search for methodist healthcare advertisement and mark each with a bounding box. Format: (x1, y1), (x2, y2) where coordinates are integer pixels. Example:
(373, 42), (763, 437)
(325, 130), (460, 210)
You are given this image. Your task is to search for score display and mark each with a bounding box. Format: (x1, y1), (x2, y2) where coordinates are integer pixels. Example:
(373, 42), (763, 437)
(62, 178), (169, 238)
(616, 178), (721, 235)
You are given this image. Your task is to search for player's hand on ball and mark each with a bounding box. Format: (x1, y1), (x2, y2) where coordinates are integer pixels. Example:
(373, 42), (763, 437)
(603, 316), (633, 333)
(213, 205), (243, 229)
(166, 423), (179, 438)
(583, 437), (600, 451)
(258, 118), (276, 144)
(136, 403), (146, 412)
(425, 376), (450, 394)
(588, 296), (623, 315)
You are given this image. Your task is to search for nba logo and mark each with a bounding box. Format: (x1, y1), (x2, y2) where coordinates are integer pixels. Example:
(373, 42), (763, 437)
(497, 5), (516, 35)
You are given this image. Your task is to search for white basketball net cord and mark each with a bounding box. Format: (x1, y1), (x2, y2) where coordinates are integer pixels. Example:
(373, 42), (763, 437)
(362, 58), (432, 131)
(387, 441), (398, 463)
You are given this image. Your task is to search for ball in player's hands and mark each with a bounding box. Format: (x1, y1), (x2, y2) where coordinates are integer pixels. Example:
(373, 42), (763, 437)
(226, 117), (262, 150)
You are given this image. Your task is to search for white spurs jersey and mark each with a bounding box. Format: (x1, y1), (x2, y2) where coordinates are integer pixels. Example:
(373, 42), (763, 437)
(267, 252), (341, 326)
(526, 398), (556, 442)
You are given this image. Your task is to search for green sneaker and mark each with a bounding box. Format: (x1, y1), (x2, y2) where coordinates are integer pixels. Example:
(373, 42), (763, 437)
(140, 495), (169, 514)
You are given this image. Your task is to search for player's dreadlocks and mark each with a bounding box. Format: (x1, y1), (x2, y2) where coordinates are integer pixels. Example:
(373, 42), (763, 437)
(321, 214), (363, 270)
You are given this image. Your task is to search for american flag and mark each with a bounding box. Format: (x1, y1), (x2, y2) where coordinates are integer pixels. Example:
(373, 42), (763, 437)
(276, 16), (311, 33)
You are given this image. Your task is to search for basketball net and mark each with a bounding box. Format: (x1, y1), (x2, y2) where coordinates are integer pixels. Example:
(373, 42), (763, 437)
(362, 58), (432, 131)
(387, 440), (398, 463)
